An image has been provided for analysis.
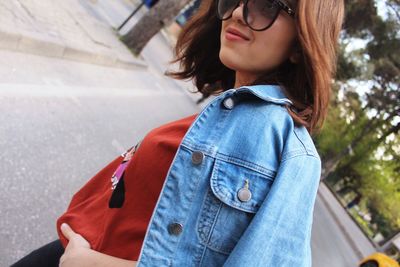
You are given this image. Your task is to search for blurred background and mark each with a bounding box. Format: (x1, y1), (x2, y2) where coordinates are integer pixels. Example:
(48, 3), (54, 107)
(0, 0), (398, 266)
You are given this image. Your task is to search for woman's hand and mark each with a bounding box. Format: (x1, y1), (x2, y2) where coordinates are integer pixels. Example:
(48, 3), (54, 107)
(59, 223), (91, 267)
(59, 223), (137, 267)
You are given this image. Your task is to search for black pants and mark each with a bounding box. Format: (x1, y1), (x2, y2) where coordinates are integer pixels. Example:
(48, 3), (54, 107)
(11, 239), (64, 267)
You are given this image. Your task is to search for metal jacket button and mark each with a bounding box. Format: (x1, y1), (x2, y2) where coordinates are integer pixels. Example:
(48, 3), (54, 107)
(222, 97), (235, 109)
(168, 222), (183, 236)
(191, 151), (204, 165)
(237, 179), (252, 202)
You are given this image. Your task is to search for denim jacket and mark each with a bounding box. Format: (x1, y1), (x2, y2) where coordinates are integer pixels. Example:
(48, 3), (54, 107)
(136, 84), (321, 267)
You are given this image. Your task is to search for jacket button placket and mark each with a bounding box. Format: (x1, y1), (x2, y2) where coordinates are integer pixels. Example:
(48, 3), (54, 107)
(137, 92), (238, 266)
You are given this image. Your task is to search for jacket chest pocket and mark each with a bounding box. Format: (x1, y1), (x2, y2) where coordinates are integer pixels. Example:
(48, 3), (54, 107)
(196, 158), (275, 255)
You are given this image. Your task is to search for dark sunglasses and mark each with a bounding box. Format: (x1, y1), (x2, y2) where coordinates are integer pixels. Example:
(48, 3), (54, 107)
(217, 0), (295, 31)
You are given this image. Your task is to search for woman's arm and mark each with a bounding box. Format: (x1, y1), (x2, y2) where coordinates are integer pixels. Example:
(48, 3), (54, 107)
(59, 223), (137, 267)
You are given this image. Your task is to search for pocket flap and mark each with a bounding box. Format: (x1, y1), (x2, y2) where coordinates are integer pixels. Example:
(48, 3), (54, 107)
(210, 158), (275, 213)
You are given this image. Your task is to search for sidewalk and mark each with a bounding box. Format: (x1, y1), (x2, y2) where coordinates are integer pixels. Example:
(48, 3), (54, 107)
(0, 0), (204, 110)
(0, 0), (147, 70)
(318, 182), (377, 259)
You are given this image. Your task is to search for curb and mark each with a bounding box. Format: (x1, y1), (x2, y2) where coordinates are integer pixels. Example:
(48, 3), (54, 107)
(0, 28), (148, 70)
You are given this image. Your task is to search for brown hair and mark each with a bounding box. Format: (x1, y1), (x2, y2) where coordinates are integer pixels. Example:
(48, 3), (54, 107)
(165, 0), (345, 133)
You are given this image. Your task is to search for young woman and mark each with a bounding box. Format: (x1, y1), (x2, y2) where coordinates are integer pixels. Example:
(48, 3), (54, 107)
(12, 0), (344, 266)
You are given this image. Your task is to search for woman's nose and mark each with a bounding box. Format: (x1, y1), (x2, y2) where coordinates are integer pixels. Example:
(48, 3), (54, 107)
(231, 0), (246, 23)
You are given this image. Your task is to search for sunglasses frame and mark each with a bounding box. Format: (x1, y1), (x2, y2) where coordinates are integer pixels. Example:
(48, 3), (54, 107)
(217, 0), (295, 31)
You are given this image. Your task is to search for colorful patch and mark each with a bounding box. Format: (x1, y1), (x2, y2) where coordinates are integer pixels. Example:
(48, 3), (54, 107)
(108, 139), (142, 208)
(110, 140), (142, 190)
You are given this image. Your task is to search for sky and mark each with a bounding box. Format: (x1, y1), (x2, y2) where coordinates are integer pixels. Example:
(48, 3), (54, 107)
(344, 0), (396, 98)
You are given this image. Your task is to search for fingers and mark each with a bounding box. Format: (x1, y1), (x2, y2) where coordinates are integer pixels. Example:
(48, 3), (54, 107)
(60, 223), (74, 240)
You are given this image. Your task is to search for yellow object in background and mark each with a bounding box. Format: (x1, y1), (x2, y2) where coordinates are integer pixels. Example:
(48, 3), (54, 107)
(358, 252), (400, 267)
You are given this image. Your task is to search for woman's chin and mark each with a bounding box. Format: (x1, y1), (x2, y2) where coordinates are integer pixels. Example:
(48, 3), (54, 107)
(219, 56), (242, 72)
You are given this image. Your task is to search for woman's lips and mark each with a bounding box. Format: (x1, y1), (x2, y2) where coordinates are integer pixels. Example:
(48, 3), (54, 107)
(225, 27), (250, 41)
(225, 31), (249, 41)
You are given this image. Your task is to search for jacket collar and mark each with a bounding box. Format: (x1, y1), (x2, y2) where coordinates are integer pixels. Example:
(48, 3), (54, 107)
(227, 84), (293, 106)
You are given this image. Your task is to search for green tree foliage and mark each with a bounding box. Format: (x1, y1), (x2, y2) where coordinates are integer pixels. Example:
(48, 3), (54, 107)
(316, 0), (400, 240)
(358, 157), (400, 235)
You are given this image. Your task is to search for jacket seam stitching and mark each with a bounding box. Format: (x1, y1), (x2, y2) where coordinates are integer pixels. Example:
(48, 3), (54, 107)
(281, 152), (320, 162)
(215, 152), (276, 177)
(293, 128), (317, 157)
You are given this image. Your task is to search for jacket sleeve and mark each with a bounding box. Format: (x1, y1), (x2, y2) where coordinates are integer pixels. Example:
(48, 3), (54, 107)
(223, 154), (321, 267)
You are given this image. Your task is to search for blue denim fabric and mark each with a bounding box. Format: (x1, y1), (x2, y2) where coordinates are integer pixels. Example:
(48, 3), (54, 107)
(136, 84), (321, 267)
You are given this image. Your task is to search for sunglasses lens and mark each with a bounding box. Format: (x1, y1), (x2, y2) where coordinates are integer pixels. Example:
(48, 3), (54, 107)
(217, 0), (280, 30)
(217, 0), (241, 19)
(247, 0), (279, 30)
